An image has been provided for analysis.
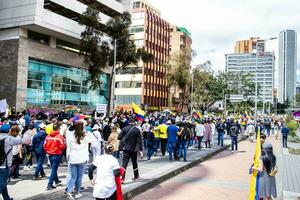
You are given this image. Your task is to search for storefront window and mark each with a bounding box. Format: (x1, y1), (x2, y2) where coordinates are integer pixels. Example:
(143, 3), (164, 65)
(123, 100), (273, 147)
(27, 59), (109, 107)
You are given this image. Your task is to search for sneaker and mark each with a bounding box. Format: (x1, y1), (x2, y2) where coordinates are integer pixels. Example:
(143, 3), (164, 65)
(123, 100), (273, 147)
(74, 192), (82, 199)
(54, 180), (62, 187)
(66, 193), (75, 200)
(41, 174), (47, 178)
(132, 176), (141, 181)
(33, 176), (42, 181)
(64, 188), (68, 195)
(46, 185), (56, 190)
(23, 166), (30, 171)
(231, 150), (234, 153)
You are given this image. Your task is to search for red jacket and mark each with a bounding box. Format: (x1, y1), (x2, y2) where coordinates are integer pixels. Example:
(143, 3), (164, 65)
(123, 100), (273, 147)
(44, 130), (65, 155)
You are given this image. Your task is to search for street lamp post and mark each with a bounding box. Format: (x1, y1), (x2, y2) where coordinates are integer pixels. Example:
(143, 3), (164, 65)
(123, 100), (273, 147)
(254, 37), (277, 116)
(109, 34), (133, 115)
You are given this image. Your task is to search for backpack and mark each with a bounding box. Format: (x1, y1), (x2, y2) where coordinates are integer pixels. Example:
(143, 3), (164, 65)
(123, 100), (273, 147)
(0, 138), (12, 165)
(230, 125), (238, 136)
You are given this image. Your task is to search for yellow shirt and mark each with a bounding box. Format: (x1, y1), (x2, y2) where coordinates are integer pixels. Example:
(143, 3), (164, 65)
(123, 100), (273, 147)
(158, 124), (168, 139)
(153, 129), (160, 138)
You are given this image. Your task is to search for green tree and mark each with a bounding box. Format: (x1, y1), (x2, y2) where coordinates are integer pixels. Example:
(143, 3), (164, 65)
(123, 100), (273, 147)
(295, 94), (300, 107)
(165, 49), (194, 112)
(79, 5), (152, 113)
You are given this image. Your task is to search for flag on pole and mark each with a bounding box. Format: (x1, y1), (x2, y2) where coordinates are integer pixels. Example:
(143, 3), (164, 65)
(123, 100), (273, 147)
(249, 129), (261, 200)
(132, 102), (145, 121)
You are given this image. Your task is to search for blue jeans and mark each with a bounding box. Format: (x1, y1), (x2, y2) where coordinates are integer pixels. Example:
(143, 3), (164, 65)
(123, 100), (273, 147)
(48, 155), (61, 187)
(67, 162), (86, 193)
(154, 138), (160, 153)
(0, 167), (11, 200)
(34, 154), (46, 177)
(167, 141), (178, 160)
(147, 144), (156, 159)
(179, 141), (188, 161)
(218, 132), (224, 147)
(231, 136), (238, 151)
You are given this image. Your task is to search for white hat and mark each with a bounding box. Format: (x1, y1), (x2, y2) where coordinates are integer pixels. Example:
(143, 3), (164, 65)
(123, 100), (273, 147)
(38, 123), (46, 129)
(92, 124), (100, 130)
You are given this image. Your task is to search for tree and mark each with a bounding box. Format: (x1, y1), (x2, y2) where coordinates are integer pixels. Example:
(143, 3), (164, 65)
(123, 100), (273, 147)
(79, 5), (152, 113)
(295, 94), (300, 107)
(165, 49), (194, 112)
(192, 61), (225, 112)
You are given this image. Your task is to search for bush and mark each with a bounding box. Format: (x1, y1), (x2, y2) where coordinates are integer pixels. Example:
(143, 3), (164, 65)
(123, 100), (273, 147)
(286, 120), (299, 137)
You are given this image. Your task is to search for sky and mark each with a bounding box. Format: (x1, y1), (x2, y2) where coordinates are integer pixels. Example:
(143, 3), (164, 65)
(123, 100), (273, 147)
(146, 0), (300, 83)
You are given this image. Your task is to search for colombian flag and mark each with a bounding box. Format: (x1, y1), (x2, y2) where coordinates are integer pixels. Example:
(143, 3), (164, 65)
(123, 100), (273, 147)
(132, 102), (145, 122)
(249, 129), (261, 200)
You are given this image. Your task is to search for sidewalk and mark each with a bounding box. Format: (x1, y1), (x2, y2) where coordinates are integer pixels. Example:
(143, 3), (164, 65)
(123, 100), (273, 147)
(8, 134), (246, 200)
(278, 131), (300, 200)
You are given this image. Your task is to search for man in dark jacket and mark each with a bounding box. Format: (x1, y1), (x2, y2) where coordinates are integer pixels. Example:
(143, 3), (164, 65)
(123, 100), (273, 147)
(118, 118), (143, 182)
(229, 119), (240, 152)
(31, 123), (47, 180)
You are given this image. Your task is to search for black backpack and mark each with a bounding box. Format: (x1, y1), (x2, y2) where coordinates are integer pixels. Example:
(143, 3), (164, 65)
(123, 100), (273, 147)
(0, 138), (12, 165)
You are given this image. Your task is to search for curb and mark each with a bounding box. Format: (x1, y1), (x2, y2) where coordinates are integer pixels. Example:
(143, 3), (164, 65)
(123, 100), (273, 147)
(26, 136), (247, 200)
(123, 135), (247, 200)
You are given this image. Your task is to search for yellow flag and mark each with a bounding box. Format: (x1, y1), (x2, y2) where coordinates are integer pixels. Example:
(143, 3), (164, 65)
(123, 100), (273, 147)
(249, 129), (261, 200)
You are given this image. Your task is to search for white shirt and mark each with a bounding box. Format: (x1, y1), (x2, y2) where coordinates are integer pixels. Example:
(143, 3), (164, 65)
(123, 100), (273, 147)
(195, 124), (205, 137)
(92, 154), (120, 199)
(91, 130), (103, 148)
(142, 123), (150, 132)
(68, 133), (93, 164)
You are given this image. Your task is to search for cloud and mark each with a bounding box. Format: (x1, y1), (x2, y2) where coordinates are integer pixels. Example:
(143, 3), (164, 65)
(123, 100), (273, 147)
(147, 0), (300, 78)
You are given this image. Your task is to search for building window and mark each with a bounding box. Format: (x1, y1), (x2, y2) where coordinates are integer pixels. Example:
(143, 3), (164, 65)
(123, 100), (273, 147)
(56, 39), (80, 53)
(115, 81), (142, 88)
(28, 31), (50, 45)
(133, 2), (141, 8)
(116, 95), (141, 105)
(130, 26), (144, 33)
(27, 59), (108, 106)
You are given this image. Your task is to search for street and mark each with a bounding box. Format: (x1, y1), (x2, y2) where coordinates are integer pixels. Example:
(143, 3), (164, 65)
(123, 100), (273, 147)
(134, 137), (280, 200)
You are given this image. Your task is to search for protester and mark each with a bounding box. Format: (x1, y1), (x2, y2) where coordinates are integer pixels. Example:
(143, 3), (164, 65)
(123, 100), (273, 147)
(146, 126), (156, 160)
(0, 124), (23, 200)
(167, 120), (178, 161)
(195, 121), (204, 149)
(118, 118), (143, 182)
(23, 124), (36, 171)
(66, 121), (93, 199)
(246, 121), (256, 143)
(108, 126), (120, 158)
(10, 127), (23, 179)
(281, 123), (289, 148)
(178, 123), (190, 162)
(31, 123), (47, 180)
(229, 119), (240, 152)
(142, 119), (150, 149)
(90, 124), (103, 161)
(259, 155), (277, 200)
(44, 121), (65, 190)
(204, 120), (212, 148)
(88, 144), (123, 200)
(216, 119), (226, 147)
(158, 121), (168, 156)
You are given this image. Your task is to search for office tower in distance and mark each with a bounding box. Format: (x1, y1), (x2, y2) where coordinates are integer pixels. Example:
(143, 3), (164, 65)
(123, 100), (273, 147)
(278, 30), (297, 104)
(115, 0), (170, 110)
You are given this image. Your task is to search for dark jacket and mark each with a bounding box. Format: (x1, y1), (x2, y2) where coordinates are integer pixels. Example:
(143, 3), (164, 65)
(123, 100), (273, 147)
(229, 122), (240, 137)
(118, 125), (143, 152)
(31, 130), (47, 155)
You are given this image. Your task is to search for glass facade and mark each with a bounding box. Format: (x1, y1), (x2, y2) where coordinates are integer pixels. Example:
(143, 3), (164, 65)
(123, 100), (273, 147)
(27, 59), (109, 107)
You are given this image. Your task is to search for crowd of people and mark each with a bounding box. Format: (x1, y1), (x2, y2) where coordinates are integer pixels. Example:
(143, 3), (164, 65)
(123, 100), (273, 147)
(0, 108), (291, 200)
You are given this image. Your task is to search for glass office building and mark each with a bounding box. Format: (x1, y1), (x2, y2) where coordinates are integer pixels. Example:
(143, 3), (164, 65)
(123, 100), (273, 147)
(27, 59), (108, 107)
